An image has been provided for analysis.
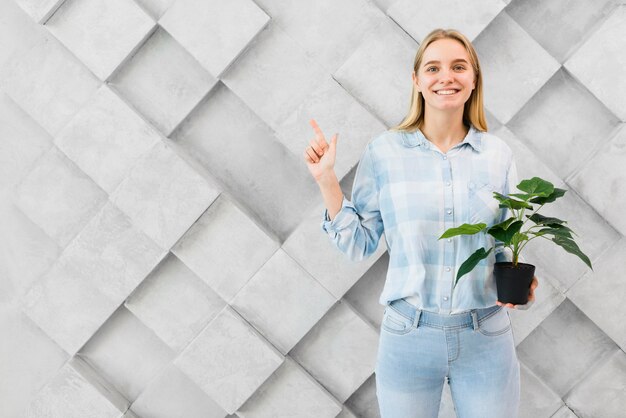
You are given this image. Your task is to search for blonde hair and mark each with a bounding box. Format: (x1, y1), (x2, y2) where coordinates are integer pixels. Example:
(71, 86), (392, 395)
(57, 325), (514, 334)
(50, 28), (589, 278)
(390, 28), (488, 133)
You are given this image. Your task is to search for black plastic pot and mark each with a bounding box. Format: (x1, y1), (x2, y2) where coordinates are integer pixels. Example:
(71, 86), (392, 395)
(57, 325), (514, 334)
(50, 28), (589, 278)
(494, 262), (535, 305)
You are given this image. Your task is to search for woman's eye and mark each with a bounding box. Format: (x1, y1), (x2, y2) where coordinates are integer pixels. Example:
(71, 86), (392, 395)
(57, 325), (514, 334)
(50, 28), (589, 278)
(455, 66), (465, 70)
(426, 67), (437, 72)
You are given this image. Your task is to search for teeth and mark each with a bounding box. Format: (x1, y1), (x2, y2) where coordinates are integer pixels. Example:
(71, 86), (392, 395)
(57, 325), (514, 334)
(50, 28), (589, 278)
(436, 89), (459, 95)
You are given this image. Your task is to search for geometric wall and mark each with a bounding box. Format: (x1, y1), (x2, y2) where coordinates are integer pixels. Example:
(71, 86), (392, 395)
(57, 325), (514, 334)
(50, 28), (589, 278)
(1, 0), (625, 417)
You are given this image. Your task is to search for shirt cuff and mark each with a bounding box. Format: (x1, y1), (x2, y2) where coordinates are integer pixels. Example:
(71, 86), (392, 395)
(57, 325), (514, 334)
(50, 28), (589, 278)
(321, 196), (356, 234)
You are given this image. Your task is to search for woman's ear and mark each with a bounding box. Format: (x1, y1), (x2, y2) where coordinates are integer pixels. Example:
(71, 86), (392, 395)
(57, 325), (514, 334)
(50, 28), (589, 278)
(412, 71), (420, 92)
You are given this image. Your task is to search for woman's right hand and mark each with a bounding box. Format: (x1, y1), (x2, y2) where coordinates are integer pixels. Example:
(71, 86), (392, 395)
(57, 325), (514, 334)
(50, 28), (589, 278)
(303, 119), (338, 182)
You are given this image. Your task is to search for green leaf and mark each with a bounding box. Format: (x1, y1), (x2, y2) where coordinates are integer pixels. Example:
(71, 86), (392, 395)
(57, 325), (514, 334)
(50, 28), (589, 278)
(439, 223), (487, 239)
(527, 213), (567, 226)
(532, 225), (573, 239)
(511, 232), (529, 247)
(493, 192), (534, 210)
(552, 236), (593, 270)
(488, 220), (523, 244)
(517, 177), (554, 196)
(530, 188), (567, 204)
(455, 247), (493, 287)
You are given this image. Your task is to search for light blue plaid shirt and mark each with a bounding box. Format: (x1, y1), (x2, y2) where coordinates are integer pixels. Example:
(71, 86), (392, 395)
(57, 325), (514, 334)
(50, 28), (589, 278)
(321, 124), (523, 314)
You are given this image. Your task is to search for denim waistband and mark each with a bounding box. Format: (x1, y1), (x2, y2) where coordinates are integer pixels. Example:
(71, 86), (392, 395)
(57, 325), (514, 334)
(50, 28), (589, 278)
(389, 298), (503, 330)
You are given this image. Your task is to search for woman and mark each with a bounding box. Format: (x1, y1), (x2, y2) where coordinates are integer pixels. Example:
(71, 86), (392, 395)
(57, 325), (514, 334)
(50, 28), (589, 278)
(304, 29), (538, 418)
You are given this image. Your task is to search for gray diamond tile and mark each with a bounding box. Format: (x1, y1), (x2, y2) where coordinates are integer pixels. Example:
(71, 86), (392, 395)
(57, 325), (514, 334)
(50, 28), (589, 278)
(237, 357), (342, 418)
(13, 146), (108, 247)
(77, 306), (175, 402)
(333, 18), (418, 127)
(506, 0), (616, 63)
(45, 0), (155, 80)
(220, 21), (327, 130)
(172, 82), (320, 242)
(516, 298), (619, 396)
(55, 85), (161, 193)
(388, 0), (505, 42)
(0, 37), (100, 136)
(473, 11), (560, 124)
(174, 305), (284, 414)
(125, 253), (225, 352)
(507, 69), (619, 180)
(569, 124), (626, 235)
(171, 195), (279, 302)
(518, 362), (563, 418)
(57, 201), (165, 303)
(159, 0), (269, 77)
(290, 300), (379, 402)
(276, 77), (387, 181)
(109, 140), (219, 249)
(231, 248), (336, 354)
(567, 237), (626, 350)
(12, 0), (65, 23)
(109, 27), (217, 136)
(130, 364), (227, 418)
(564, 349), (626, 418)
(254, 0), (386, 73)
(22, 360), (121, 418)
(565, 6), (626, 120)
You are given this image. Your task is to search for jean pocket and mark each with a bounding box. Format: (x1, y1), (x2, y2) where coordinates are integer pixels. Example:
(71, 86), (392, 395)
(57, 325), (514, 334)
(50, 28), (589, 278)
(478, 307), (511, 336)
(381, 306), (413, 335)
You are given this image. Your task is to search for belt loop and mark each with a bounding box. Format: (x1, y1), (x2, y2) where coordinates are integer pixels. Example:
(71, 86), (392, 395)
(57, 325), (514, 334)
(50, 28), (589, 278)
(471, 310), (479, 331)
(412, 309), (422, 329)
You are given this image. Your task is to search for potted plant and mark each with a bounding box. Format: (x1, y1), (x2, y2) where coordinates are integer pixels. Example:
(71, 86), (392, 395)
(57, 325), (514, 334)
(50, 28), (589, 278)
(438, 177), (593, 305)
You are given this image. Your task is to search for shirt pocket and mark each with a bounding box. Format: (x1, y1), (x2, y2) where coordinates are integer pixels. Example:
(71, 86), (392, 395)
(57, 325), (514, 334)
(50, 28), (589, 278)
(468, 175), (501, 226)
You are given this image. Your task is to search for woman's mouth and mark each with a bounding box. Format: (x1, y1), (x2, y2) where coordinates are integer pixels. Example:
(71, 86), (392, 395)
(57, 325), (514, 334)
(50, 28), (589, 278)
(434, 89), (460, 96)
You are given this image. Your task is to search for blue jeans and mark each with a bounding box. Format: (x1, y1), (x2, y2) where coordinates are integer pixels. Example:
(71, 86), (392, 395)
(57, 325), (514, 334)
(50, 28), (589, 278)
(375, 298), (520, 418)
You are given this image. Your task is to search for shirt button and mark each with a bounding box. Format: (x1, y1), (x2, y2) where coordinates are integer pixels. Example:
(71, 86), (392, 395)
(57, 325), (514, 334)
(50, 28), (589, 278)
(447, 209), (452, 214)
(446, 267), (451, 272)
(443, 156), (447, 160)
(446, 181), (451, 186)
(443, 296), (449, 301)
(447, 238), (452, 242)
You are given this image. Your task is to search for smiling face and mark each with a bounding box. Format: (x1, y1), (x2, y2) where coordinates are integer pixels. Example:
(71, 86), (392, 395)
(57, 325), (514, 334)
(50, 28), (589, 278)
(412, 37), (476, 113)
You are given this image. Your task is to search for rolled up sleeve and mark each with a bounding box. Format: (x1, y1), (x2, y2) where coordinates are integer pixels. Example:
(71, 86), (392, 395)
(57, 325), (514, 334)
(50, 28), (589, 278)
(320, 143), (384, 261)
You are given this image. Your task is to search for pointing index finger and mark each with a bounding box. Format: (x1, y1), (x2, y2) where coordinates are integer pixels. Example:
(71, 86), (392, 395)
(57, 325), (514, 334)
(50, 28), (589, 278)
(309, 119), (329, 149)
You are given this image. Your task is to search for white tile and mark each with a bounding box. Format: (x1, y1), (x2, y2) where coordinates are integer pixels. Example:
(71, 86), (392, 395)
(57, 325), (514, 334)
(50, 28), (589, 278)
(567, 237), (626, 351)
(159, 0), (269, 77)
(276, 77), (387, 181)
(231, 249), (336, 354)
(474, 11), (560, 124)
(45, 0), (155, 80)
(13, 146), (108, 247)
(565, 350), (626, 418)
(254, 0), (386, 73)
(21, 256), (117, 355)
(131, 364), (227, 418)
(174, 305), (284, 414)
(220, 21), (326, 130)
(172, 195), (279, 302)
(78, 306), (175, 401)
(0, 37), (100, 136)
(388, 0), (505, 42)
(516, 298), (619, 396)
(55, 85), (161, 193)
(506, 0), (616, 62)
(507, 69), (619, 180)
(565, 6), (626, 120)
(290, 300), (379, 402)
(569, 124), (626, 235)
(109, 27), (217, 136)
(333, 18), (418, 127)
(125, 253), (225, 352)
(172, 82), (320, 242)
(59, 201), (166, 303)
(237, 357), (342, 418)
(23, 361), (121, 418)
(12, 0), (65, 23)
(110, 140), (219, 248)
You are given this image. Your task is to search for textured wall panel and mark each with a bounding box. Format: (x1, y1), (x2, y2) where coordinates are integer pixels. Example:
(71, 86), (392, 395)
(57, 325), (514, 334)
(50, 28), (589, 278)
(1, 0), (626, 417)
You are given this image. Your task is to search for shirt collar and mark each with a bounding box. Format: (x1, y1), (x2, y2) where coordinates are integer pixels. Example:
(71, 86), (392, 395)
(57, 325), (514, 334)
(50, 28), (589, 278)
(401, 124), (483, 152)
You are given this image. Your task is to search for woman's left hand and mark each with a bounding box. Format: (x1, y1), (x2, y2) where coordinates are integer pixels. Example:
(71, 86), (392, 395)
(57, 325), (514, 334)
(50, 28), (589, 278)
(496, 275), (538, 310)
